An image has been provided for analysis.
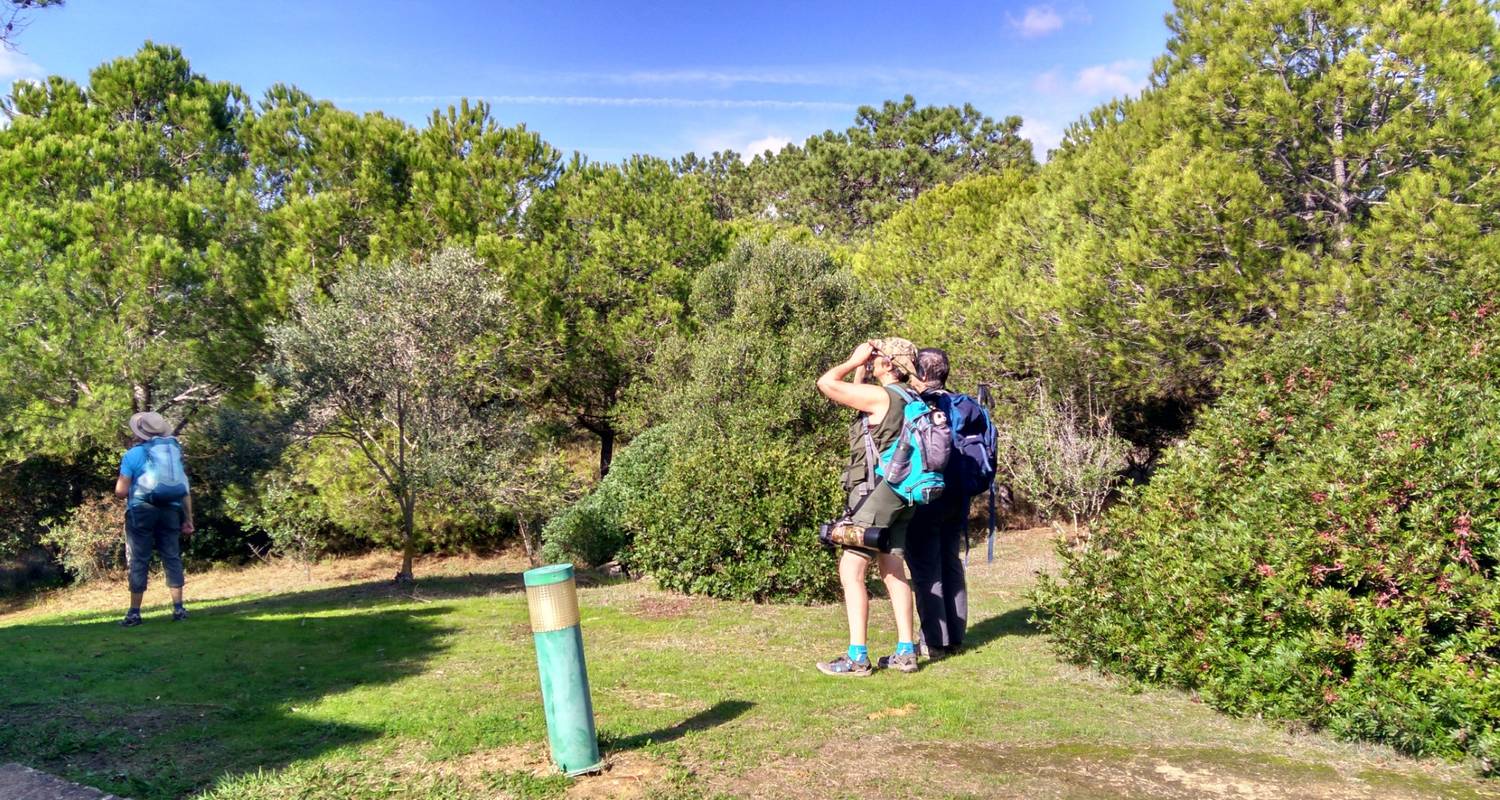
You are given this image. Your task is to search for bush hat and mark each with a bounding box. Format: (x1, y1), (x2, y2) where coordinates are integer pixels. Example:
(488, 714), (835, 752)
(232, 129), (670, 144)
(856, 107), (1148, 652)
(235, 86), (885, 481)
(128, 411), (171, 441)
(870, 337), (918, 378)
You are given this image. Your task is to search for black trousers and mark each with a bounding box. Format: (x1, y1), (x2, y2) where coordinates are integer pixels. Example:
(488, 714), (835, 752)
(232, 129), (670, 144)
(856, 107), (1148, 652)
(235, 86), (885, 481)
(906, 498), (968, 650)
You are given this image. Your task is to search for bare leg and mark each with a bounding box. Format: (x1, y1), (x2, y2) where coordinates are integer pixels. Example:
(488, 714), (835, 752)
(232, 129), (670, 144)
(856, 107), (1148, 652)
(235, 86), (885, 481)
(170, 587), (183, 606)
(839, 550), (871, 647)
(129, 591), (144, 610)
(878, 553), (915, 644)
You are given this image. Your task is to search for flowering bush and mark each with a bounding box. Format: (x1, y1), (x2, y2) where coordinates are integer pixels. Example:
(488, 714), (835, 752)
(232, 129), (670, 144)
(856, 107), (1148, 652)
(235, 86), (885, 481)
(1035, 270), (1500, 771)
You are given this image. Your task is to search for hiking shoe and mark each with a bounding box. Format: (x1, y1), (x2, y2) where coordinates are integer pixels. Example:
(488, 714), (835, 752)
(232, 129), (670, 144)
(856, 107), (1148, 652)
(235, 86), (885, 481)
(171, 604), (188, 622)
(878, 652), (919, 673)
(120, 610), (143, 628)
(816, 654), (874, 677)
(921, 644), (954, 661)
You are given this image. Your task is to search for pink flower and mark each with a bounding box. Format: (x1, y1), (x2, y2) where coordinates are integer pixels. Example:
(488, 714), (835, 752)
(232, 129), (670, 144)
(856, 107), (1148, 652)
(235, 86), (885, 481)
(1311, 491), (1328, 504)
(1256, 563), (1276, 578)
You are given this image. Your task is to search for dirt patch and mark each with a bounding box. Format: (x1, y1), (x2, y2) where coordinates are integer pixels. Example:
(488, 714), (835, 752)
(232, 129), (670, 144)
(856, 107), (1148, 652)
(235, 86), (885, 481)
(635, 596), (695, 620)
(716, 737), (1481, 800)
(611, 688), (707, 712)
(425, 742), (667, 799)
(866, 703), (918, 720)
(443, 742), (551, 778)
(567, 751), (666, 799)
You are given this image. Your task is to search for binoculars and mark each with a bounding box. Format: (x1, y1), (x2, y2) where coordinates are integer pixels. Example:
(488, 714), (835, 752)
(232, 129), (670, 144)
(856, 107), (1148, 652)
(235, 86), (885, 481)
(817, 519), (892, 553)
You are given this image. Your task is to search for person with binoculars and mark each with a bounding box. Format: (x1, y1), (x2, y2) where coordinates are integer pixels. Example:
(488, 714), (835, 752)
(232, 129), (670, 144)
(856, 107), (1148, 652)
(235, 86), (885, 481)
(813, 338), (922, 676)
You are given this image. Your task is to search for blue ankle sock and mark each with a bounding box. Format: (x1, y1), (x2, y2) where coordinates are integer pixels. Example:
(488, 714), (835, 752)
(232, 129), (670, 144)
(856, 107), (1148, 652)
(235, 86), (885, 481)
(847, 644), (869, 663)
(895, 641), (916, 656)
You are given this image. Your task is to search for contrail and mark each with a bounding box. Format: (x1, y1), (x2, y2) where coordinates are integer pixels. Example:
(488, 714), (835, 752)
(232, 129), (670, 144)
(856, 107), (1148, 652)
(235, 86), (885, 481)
(330, 94), (858, 111)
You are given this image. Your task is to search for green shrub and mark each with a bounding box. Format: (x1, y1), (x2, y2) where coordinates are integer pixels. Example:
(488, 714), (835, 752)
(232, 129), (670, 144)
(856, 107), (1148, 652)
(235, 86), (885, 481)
(1034, 267), (1500, 769)
(546, 238), (877, 601)
(42, 493), (125, 583)
(539, 425), (675, 566)
(626, 236), (880, 449)
(222, 471), (351, 564)
(626, 430), (842, 603)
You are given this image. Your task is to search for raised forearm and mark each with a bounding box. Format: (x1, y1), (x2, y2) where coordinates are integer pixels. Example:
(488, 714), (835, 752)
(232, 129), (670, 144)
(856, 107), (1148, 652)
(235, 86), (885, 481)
(816, 355), (866, 396)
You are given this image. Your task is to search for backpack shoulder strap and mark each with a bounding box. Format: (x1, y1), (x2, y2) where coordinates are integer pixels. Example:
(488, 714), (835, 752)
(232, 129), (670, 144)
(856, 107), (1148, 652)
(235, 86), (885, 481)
(887, 383), (921, 407)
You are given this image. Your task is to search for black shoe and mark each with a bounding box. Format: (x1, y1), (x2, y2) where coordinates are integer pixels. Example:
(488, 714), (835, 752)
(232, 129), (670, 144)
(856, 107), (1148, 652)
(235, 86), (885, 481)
(120, 610), (142, 628)
(171, 604), (188, 622)
(816, 654), (874, 677)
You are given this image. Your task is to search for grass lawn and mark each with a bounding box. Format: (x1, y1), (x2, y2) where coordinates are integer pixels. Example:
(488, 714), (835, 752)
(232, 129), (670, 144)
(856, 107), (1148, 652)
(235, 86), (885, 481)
(1, 530), (1496, 799)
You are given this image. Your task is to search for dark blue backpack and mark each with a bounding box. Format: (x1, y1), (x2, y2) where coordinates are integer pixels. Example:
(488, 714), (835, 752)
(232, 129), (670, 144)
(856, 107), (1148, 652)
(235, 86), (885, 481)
(928, 390), (997, 500)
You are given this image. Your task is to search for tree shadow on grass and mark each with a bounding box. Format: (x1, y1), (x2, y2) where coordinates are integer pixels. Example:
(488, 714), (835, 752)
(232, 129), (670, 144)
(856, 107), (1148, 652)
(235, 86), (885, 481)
(601, 700), (755, 752)
(957, 606), (1042, 655)
(26, 567), (628, 627)
(0, 601), (454, 799)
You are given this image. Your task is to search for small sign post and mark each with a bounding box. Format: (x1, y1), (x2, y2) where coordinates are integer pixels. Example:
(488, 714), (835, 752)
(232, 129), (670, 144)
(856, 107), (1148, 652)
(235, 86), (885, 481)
(523, 563), (604, 776)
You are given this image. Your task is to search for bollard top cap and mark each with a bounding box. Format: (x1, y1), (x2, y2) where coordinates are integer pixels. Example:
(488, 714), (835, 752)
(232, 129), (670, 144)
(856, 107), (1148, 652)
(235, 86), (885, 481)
(523, 563), (575, 587)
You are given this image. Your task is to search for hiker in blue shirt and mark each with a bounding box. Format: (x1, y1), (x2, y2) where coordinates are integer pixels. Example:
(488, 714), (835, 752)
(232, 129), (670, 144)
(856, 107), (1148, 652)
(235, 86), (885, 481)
(114, 411), (195, 627)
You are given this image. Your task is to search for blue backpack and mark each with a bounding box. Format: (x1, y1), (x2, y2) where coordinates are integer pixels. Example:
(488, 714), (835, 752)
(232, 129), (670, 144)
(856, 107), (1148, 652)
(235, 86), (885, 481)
(929, 390), (998, 500)
(133, 437), (190, 506)
(873, 385), (952, 505)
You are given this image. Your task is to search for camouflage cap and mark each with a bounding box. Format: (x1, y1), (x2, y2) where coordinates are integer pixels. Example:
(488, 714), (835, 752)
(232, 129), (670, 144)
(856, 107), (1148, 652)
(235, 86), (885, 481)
(870, 337), (918, 378)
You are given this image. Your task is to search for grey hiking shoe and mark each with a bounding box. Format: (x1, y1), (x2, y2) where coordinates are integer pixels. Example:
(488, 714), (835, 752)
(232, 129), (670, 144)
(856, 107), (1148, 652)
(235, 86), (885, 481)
(877, 652), (919, 673)
(817, 654), (873, 677)
(120, 610), (142, 628)
(171, 604), (188, 622)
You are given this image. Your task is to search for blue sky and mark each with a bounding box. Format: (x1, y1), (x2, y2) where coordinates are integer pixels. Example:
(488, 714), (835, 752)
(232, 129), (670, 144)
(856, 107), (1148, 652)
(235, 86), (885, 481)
(2, 0), (1175, 161)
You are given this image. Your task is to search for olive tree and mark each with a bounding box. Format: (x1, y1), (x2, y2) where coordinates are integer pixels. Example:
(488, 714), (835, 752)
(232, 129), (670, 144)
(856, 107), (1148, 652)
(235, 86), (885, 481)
(267, 248), (524, 581)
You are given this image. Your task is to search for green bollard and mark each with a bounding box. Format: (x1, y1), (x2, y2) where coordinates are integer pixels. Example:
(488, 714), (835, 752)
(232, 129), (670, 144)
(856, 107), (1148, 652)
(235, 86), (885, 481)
(523, 563), (604, 776)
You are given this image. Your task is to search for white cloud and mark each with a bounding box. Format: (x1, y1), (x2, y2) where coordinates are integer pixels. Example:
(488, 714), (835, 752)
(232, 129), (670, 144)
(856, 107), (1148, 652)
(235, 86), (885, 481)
(1031, 60), (1149, 100)
(742, 135), (791, 160)
(690, 128), (798, 163)
(1009, 5), (1064, 38)
(1072, 60), (1149, 96)
(1031, 68), (1065, 94)
(0, 49), (43, 88)
(1019, 118), (1065, 161)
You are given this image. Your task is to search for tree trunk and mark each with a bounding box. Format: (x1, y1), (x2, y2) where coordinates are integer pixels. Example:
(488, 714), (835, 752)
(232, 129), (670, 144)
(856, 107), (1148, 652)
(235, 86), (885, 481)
(397, 495), (416, 583)
(598, 426), (615, 478)
(1331, 89), (1353, 256)
(518, 517), (539, 567)
(395, 390), (415, 583)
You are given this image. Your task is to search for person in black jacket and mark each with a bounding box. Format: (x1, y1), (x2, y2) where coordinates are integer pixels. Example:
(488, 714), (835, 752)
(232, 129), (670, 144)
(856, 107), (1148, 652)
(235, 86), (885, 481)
(904, 348), (969, 656)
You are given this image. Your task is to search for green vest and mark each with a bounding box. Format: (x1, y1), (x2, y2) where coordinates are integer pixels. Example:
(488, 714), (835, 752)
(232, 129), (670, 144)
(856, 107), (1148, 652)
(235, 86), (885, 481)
(840, 384), (910, 493)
